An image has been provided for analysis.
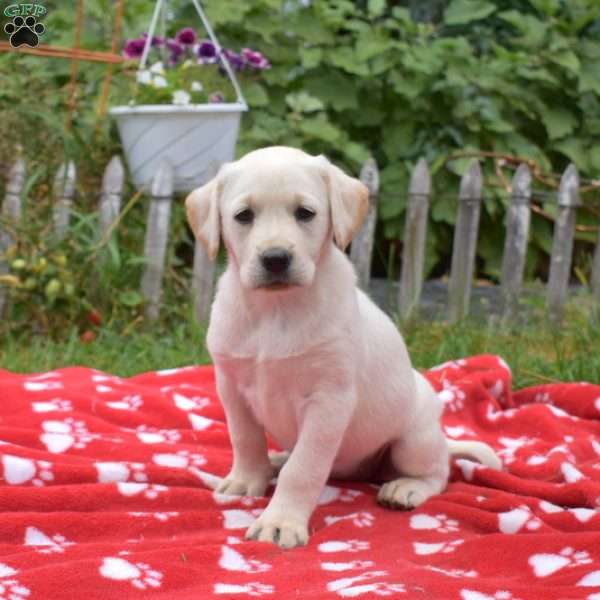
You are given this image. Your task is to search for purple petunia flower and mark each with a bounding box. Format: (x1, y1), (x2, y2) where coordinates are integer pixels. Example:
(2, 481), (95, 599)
(197, 39), (217, 63)
(176, 27), (197, 46)
(123, 38), (146, 59)
(209, 92), (225, 103)
(166, 38), (184, 64)
(141, 32), (164, 47)
(221, 48), (244, 71)
(241, 47), (271, 70)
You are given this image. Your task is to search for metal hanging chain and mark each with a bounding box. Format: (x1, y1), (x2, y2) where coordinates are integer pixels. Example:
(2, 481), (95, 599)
(139, 0), (247, 108)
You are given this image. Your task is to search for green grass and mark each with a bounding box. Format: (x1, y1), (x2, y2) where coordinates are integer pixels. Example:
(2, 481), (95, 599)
(2, 300), (599, 388)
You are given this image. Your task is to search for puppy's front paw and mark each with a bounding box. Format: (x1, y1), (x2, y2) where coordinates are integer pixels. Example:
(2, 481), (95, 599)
(245, 512), (309, 549)
(216, 470), (271, 497)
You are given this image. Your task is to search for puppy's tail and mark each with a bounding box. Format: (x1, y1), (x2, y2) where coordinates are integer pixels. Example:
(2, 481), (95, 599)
(446, 439), (502, 471)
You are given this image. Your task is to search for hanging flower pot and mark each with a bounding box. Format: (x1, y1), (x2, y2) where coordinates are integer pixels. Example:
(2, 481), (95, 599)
(110, 1), (269, 192)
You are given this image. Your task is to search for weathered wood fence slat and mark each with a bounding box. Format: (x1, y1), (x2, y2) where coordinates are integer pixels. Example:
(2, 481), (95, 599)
(547, 164), (579, 322)
(0, 153), (596, 325)
(398, 157), (431, 321)
(448, 160), (483, 323)
(350, 158), (379, 290)
(140, 159), (174, 321)
(500, 164), (532, 321)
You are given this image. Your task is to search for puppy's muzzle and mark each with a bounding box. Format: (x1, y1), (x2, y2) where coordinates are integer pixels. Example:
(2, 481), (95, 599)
(260, 248), (292, 276)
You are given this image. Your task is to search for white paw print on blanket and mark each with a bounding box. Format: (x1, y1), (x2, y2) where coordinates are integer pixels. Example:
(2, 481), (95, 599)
(106, 395), (143, 411)
(413, 539), (463, 555)
(152, 450), (206, 469)
(461, 590), (522, 600)
(24, 379), (63, 391)
(0, 564), (30, 599)
(529, 547), (592, 577)
(117, 482), (168, 500)
(95, 462), (149, 484)
(324, 512), (375, 528)
(498, 506), (541, 534)
(219, 545), (271, 573)
(214, 583), (274, 596)
(321, 561), (375, 572)
(410, 513), (459, 533)
(318, 540), (370, 553)
(578, 570), (600, 587)
(2, 454), (54, 486)
(129, 511), (179, 522)
(40, 418), (96, 453)
(327, 571), (406, 597)
(429, 359), (467, 372)
(497, 436), (535, 465)
(172, 392), (210, 412)
(135, 425), (180, 444)
(427, 566), (477, 579)
(438, 380), (466, 413)
(24, 526), (75, 554)
(100, 557), (162, 590)
(222, 509), (264, 530)
(32, 398), (72, 413)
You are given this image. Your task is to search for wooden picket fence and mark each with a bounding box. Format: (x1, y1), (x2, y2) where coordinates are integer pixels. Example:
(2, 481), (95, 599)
(1, 153), (599, 324)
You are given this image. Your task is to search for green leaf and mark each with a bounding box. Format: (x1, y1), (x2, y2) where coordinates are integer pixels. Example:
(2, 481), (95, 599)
(368, 0), (386, 17)
(553, 138), (589, 171)
(498, 11), (547, 46)
(355, 31), (390, 62)
(298, 115), (342, 143)
(541, 108), (577, 140)
(444, 0), (496, 25)
(304, 72), (358, 111)
(579, 60), (600, 96)
(285, 92), (324, 113)
(119, 290), (143, 307)
(244, 82), (269, 107)
(299, 47), (323, 70)
(549, 50), (580, 73)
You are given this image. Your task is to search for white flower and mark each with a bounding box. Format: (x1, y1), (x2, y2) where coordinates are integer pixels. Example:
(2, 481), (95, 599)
(136, 69), (152, 85)
(153, 75), (167, 88)
(149, 61), (165, 75)
(172, 90), (191, 105)
(191, 81), (203, 92)
(182, 59), (193, 69)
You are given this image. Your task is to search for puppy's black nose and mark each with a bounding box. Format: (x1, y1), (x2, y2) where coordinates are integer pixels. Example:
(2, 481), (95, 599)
(261, 248), (292, 274)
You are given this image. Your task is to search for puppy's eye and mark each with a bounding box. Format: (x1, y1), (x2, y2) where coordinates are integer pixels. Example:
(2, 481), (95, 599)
(234, 208), (254, 224)
(295, 207), (316, 222)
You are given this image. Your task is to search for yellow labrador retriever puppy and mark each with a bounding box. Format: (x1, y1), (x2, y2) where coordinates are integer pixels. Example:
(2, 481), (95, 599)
(186, 146), (500, 549)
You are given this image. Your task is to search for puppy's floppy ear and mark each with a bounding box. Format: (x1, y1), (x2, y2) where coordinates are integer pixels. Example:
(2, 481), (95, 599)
(185, 171), (224, 261)
(317, 156), (369, 251)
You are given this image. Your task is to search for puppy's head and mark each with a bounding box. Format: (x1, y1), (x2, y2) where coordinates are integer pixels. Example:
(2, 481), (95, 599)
(185, 146), (368, 291)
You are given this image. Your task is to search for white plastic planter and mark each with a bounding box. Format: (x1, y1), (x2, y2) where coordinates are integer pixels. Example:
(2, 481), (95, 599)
(110, 103), (247, 192)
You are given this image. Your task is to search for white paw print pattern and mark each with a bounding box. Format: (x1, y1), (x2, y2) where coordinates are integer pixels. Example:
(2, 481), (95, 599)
(497, 436), (535, 465)
(117, 482), (168, 500)
(413, 539), (463, 555)
(461, 590), (522, 600)
(534, 392), (551, 404)
(318, 486), (362, 505)
(99, 557), (163, 590)
(172, 392), (210, 412)
(106, 395), (143, 411)
(152, 450), (206, 469)
(136, 426), (180, 445)
(40, 418), (97, 454)
(427, 566), (477, 578)
(0, 577), (30, 600)
(324, 512), (375, 528)
(318, 540), (370, 553)
(498, 506), (542, 534)
(129, 511), (179, 522)
(24, 379), (63, 391)
(529, 547), (592, 577)
(410, 513), (459, 533)
(328, 571), (406, 597)
(429, 359), (467, 372)
(438, 380), (466, 413)
(2, 455), (54, 486)
(95, 461), (149, 484)
(219, 545), (271, 573)
(25, 526), (75, 554)
(32, 398), (72, 413)
(214, 583), (274, 596)
(321, 561), (375, 572)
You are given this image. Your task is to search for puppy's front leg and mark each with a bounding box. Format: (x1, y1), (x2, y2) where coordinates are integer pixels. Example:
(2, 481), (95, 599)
(215, 366), (273, 497)
(246, 392), (353, 549)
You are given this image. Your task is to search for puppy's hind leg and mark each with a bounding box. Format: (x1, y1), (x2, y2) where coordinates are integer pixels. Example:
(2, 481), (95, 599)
(377, 424), (449, 510)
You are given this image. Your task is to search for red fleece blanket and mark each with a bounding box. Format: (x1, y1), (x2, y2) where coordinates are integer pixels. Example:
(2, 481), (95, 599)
(0, 355), (599, 599)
